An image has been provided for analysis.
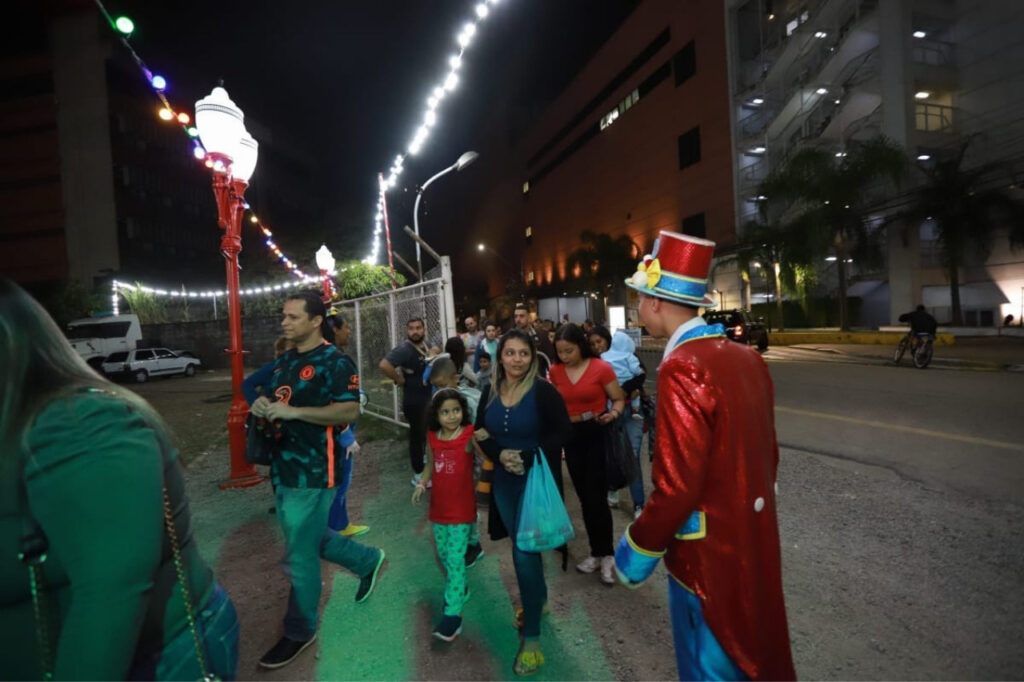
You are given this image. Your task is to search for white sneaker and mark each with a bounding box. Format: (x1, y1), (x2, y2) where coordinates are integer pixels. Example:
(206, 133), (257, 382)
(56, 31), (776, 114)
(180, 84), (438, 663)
(600, 556), (616, 585)
(633, 506), (643, 520)
(607, 490), (619, 507)
(576, 556), (600, 574)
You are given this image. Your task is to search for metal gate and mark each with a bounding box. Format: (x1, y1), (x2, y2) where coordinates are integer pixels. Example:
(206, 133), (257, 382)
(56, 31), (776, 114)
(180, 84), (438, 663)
(332, 256), (456, 426)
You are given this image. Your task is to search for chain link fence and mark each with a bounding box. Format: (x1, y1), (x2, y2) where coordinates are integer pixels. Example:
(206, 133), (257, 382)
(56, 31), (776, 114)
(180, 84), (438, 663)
(332, 257), (456, 426)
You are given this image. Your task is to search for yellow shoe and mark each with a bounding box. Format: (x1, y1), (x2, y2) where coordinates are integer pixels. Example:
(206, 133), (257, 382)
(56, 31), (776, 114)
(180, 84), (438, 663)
(513, 646), (545, 676)
(339, 524), (369, 537)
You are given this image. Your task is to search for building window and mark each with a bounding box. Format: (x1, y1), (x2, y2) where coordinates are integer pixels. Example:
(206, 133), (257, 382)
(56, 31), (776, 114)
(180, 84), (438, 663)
(525, 226), (532, 237)
(673, 41), (696, 86)
(526, 271), (535, 283)
(678, 126), (701, 169)
(600, 88), (640, 131)
(522, 180), (530, 194)
(682, 212), (706, 238)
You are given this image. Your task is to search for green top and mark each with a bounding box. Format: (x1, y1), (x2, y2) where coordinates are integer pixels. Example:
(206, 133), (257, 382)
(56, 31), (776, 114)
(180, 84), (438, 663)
(0, 391), (213, 680)
(269, 343), (360, 488)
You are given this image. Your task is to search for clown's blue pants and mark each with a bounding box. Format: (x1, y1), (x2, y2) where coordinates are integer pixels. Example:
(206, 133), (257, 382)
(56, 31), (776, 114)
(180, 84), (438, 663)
(668, 578), (748, 681)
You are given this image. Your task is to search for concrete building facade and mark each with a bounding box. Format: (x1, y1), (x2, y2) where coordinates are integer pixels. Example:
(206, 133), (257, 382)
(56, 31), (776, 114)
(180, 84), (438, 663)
(726, 0), (1024, 326)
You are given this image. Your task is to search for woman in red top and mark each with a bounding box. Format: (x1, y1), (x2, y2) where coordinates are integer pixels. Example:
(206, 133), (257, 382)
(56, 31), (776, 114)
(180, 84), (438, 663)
(548, 324), (625, 585)
(412, 388), (477, 642)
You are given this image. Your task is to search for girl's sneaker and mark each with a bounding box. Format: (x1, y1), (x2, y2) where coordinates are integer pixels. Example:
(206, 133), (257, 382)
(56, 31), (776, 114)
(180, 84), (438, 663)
(432, 615), (462, 642)
(576, 556), (600, 573)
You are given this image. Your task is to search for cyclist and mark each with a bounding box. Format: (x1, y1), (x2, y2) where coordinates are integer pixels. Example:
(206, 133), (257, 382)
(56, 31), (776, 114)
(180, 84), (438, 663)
(897, 304), (937, 350)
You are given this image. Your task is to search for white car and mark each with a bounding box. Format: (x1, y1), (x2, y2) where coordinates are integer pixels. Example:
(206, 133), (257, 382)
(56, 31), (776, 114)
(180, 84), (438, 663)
(101, 347), (201, 383)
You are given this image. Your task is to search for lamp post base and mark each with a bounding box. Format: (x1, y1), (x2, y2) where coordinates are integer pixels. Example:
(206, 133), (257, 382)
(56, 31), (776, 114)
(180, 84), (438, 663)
(219, 474), (266, 490)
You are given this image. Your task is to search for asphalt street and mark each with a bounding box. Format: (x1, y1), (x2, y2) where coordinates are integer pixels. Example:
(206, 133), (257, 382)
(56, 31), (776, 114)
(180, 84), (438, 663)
(764, 350), (1024, 679)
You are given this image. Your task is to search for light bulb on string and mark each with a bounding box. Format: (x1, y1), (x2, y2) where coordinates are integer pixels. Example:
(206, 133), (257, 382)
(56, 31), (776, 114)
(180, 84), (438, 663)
(114, 16), (135, 35)
(158, 108), (174, 121)
(151, 74), (167, 90)
(176, 112), (190, 125)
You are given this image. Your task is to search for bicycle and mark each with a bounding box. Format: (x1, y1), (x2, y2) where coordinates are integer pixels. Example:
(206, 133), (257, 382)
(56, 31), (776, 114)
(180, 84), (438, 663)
(893, 332), (934, 369)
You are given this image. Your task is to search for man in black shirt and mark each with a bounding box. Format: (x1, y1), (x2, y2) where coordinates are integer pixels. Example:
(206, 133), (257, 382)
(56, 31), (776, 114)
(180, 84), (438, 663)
(898, 305), (938, 336)
(513, 303), (555, 376)
(379, 317), (436, 485)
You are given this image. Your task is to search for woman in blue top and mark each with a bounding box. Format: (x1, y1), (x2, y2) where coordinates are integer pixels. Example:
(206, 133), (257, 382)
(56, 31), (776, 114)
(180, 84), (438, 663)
(474, 329), (571, 676)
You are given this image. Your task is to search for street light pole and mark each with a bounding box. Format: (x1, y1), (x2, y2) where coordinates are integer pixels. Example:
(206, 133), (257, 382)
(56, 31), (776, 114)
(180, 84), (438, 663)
(413, 151), (478, 279)
(196, 86), (263, 490)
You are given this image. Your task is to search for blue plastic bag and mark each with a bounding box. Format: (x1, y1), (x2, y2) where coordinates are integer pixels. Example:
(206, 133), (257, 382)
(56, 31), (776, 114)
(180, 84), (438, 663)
(516, 448), (575, 553)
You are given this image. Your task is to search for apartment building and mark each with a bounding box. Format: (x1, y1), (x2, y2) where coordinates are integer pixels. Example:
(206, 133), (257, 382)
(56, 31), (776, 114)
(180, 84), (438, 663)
(726, 0), (1024, 326)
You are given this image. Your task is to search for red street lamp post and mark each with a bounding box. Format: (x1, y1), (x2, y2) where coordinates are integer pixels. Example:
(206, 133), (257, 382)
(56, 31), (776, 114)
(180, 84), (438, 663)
(196, 86), (264, 490)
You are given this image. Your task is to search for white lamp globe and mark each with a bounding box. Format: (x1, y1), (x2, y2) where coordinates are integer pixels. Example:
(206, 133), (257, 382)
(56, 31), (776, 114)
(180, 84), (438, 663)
(194, 86), (245, 162)
(233, 131), (259, 183)
(315, 245), (336, 272)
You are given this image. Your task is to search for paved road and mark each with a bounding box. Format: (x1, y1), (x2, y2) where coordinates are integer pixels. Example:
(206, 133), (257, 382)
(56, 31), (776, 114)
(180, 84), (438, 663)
(764, 352), (1024, 679)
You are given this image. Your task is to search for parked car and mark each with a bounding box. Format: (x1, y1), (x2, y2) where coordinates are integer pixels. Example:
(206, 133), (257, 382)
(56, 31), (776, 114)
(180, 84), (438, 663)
(101, 347), (202, 382)
(703, 309), (769, 350)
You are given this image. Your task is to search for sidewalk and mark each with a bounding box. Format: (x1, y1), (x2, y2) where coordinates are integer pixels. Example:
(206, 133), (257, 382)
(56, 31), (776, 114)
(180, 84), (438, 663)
(790, 336), (1024, 370)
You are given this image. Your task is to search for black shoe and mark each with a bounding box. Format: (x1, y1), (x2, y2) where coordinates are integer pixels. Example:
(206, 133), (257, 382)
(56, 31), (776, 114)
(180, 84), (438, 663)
(465, 543), (485, 568)
(432, 615), (463, 642)
(268, 506), (276, 514)
(356, 549), (386, 603)
(258, 634), (316, 669)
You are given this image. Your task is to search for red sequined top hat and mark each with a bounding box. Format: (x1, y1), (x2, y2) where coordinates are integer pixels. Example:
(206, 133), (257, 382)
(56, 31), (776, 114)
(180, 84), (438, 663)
(625, 231), (717, 306)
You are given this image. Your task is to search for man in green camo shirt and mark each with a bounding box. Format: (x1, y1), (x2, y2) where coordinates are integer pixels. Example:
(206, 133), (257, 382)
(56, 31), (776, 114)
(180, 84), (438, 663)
(252, 291), (386, 670)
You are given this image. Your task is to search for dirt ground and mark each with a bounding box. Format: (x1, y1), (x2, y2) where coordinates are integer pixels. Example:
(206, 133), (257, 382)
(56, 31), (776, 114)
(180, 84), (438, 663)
(135, 369), (1024, 681)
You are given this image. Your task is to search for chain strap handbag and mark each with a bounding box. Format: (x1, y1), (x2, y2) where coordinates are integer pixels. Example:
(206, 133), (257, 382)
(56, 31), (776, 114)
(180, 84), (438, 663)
(19, 468), (219, 680)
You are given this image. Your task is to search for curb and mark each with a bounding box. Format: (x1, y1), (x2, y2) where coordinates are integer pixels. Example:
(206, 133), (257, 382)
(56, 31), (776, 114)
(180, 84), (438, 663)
(789, 345), (1011, 372)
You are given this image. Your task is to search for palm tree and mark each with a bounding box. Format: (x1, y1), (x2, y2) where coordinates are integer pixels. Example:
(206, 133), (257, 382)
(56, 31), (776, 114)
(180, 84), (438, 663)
(759, 136), (906, 330)
(891, 140), (1024, 325)
(728, 221), (819, 330)
(565, 230), (639, 298)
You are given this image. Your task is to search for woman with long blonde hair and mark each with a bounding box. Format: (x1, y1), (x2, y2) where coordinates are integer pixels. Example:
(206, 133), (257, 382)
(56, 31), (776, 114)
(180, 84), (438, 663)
(0, 279), (239, 680)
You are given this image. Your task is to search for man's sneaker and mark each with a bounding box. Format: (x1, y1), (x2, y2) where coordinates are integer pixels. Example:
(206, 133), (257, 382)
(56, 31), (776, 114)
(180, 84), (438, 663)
(576, 556), (600, 574)
(633, 506), (643, 521)
(258, 634), (317, 669)
(339, 523), (369, 538)
(607, 490), (619, 508)
(355, 549), (386, 602)
(465, 543), (485, 568)
(432, 615), (463, 642)
(600, 556), (616, 585)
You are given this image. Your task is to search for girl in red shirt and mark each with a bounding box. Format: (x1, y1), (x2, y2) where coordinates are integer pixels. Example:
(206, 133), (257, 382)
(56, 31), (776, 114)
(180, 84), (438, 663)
(548, 324), (625, 585)
(412, 388), (477, 642)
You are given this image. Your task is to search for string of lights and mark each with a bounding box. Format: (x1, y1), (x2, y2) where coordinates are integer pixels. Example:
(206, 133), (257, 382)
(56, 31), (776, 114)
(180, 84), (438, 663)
(110, 273), (338, 315)
(362, 0), (505, 265)
(93, 0), (319, 282)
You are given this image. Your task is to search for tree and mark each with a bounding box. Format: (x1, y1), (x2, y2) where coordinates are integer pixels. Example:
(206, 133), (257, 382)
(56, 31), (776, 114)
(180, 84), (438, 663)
(727, 221), (818, 330)
(42, 279), (102, 329)
(890, 140), (1024, 325)
(759, 136), (906, 330)
(335, 261), (406, 300)
(565, 230), (638, 298)
(119, 284), (169, 324)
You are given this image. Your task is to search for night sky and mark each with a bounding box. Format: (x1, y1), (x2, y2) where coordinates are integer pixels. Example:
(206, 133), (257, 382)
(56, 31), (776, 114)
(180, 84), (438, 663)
(105, 0), (638, 265)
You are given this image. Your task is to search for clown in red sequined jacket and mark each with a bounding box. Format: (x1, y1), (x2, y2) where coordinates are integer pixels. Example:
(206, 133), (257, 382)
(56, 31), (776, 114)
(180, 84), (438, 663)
(617, 330), (796, 681)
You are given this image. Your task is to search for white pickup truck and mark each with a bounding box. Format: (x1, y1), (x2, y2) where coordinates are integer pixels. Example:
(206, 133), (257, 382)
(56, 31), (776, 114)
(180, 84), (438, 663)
(66, 314), (143, 369)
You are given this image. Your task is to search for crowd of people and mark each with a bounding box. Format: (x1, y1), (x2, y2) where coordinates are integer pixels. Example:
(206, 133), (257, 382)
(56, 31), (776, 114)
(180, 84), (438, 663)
(0, 228), (795, 680)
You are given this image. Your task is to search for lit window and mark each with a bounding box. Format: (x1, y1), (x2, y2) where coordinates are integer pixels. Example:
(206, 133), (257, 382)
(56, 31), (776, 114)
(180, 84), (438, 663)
(525, 226), (532, 237)
(522, 181), (530, 194)
(526, 271), (535, 283)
